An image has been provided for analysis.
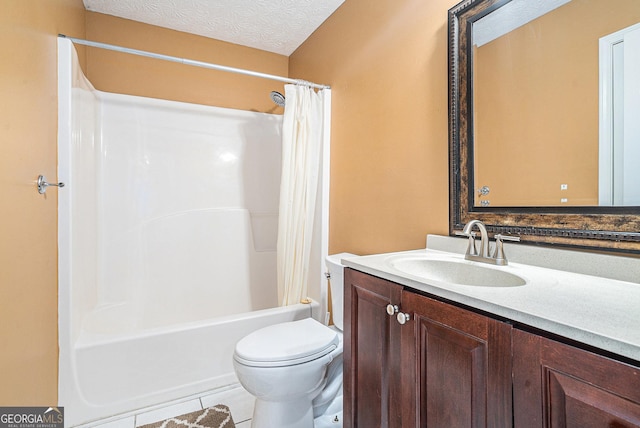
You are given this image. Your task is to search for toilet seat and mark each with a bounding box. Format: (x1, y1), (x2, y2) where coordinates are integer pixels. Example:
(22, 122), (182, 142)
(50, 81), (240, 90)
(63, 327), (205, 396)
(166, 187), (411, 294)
(234, 318), (339, 368)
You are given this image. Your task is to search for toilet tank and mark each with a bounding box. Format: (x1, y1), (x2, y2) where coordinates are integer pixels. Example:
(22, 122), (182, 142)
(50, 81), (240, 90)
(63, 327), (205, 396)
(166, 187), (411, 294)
(326, 252), (357, 331)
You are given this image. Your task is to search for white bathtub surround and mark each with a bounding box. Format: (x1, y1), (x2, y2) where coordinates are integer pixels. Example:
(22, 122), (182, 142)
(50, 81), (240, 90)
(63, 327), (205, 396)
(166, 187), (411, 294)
(278, 84), (331, 306)
(57, 38), (329, 426)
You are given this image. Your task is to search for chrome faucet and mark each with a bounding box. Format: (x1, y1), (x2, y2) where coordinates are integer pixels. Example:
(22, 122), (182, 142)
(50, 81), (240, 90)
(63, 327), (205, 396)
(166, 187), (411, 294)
(462, 219), (489, 258)
(456, 220), (520, 265)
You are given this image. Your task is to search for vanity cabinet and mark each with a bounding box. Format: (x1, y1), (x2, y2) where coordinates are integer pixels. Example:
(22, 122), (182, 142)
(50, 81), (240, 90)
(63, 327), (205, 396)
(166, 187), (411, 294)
(344, 268), (403, 427)
(400, 289), (512, 428)
(345, 268), (640, 428)
(512, 329), (640, 428)
(344, 268), (512, 428)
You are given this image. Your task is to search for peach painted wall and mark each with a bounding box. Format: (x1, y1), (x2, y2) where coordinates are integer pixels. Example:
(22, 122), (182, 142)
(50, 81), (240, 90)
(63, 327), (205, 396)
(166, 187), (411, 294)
(0, 0), (85, 405)
(290, 0), (455, 255)
(85, 12), (289, 113)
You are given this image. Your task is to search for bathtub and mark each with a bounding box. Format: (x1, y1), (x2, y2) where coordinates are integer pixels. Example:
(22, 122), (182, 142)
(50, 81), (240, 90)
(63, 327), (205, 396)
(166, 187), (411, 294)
(57, 39), (329, 426)
(65, 302), (317, 425)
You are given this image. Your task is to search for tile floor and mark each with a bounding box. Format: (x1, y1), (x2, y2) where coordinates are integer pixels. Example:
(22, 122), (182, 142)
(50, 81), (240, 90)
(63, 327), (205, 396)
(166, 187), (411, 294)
(78, 384), (254, 428)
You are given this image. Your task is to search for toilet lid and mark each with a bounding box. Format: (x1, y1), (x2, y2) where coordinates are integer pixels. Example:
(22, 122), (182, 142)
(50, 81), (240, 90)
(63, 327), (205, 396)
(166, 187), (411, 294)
(234, 318), (339, 368)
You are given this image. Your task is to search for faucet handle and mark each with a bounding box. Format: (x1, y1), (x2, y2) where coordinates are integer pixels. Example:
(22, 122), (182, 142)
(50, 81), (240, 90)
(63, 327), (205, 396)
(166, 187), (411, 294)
(492, 234), (520, 265)
(494, 234), (520, 243)
(455, 230), (478, 256)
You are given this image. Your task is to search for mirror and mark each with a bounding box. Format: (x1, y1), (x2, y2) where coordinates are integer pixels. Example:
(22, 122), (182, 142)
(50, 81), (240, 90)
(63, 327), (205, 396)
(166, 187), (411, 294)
(449, 0), (640, 252)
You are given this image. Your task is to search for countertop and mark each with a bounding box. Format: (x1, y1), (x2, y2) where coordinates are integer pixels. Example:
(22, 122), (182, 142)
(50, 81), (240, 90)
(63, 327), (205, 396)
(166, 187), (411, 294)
(341, 236), (640, 362)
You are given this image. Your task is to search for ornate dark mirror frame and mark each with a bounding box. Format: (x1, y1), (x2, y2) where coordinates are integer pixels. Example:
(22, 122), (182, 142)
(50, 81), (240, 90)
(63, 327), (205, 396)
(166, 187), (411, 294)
(448, 0), (640, 253)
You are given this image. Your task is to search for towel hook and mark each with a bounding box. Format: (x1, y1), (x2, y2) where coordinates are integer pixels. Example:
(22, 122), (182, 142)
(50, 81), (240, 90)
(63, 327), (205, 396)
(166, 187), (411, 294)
(37, 175), (65, 194)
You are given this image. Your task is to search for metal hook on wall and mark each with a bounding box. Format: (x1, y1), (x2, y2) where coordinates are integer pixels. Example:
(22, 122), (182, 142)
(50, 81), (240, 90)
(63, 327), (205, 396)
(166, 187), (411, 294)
(37, 175), (65, 194)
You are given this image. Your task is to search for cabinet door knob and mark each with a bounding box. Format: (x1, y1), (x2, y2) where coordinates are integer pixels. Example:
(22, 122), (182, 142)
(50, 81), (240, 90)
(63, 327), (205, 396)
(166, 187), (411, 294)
(386, 304), (399, 316)
(397, 312), (411, 325)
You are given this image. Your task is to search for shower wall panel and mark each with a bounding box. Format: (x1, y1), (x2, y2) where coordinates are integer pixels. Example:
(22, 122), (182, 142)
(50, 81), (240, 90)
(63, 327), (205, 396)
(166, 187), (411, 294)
(58, 39), (294, 425)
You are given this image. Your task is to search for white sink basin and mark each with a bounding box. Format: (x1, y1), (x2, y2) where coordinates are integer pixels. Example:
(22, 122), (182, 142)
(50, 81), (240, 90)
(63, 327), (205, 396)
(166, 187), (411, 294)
(389, 258), (526, 287)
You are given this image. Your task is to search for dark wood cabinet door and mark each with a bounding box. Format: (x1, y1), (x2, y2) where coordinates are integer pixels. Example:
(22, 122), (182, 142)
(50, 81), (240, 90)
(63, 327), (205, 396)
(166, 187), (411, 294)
(513, 328), (640, 428)
(344, 269), (403, 428)
(400, 291), (513, 428)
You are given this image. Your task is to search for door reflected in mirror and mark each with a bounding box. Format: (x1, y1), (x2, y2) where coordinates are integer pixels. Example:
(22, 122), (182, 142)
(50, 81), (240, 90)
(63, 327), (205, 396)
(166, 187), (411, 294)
(472, 0), (640, 207)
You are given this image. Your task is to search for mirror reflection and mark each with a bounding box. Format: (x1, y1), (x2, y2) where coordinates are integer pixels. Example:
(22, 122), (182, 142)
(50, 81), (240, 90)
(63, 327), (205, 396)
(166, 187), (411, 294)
(472, 0), (640, 207)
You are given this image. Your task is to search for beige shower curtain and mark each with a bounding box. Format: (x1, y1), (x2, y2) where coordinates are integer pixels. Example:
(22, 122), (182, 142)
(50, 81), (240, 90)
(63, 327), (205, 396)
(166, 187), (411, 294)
(277, 84), (327, 306)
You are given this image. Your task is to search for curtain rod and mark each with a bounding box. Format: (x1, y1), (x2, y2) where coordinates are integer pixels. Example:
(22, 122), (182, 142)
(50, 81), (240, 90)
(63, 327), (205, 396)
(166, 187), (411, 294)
(58, 34), (330, 90)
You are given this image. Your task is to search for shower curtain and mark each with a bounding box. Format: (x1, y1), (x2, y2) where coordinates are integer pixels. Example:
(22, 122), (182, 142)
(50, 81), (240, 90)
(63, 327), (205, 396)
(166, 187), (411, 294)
(277, 84), (327, 306)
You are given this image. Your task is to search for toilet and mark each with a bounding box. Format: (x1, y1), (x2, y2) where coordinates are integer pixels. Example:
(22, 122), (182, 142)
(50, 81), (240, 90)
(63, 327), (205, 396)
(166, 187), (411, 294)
(233, 253), (355, 428)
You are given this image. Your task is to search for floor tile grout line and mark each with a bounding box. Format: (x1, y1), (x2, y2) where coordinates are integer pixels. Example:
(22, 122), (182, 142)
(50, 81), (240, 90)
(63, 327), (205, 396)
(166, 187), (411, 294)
(85, 384), (253, 428)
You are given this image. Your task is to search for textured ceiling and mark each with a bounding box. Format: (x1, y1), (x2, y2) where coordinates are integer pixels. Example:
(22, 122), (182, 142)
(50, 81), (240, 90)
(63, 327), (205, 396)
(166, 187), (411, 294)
(83, 0), (345, 56)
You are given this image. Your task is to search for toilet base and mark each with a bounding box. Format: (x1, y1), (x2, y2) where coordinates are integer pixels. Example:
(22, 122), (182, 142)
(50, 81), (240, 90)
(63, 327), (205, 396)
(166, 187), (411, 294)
(313, 390), (343, 428)
(249, 390), (343, 428)
(251, 397), (315, 428)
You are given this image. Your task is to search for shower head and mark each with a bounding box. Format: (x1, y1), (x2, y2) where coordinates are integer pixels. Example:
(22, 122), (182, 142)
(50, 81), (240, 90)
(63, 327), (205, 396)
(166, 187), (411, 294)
(270, 91), (286, 107)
